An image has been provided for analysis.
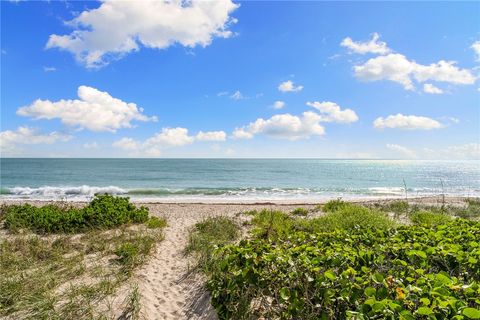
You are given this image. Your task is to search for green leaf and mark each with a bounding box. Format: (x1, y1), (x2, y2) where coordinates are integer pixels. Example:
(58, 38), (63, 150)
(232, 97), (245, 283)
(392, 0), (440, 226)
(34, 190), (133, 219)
(372, 272), (384, 283)
(324, 270), (336, 281)
(365, 287), (376, 297)
(372, 301), (385, 312)
(463, 308), (480, 319)
(417, 307), (434, 315)
(280, 288), (290, 301)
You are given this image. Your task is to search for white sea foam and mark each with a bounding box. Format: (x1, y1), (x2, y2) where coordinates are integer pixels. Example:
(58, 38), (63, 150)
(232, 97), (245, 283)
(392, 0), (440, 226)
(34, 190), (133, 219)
(368, 187), (405, 195)
(1, 185), (478, 202)
(7, 185), (128, 198)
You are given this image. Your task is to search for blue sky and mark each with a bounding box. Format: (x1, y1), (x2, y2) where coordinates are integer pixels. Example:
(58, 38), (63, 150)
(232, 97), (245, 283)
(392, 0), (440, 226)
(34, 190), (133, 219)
(1, 0), (479, 158)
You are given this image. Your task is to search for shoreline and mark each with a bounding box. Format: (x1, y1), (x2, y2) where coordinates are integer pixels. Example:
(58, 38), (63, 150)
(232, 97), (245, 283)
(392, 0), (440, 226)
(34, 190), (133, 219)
(1, 195), (476, 206)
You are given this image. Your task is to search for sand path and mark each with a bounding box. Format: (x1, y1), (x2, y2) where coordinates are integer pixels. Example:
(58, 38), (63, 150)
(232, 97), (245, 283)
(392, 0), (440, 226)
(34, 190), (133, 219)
(135, 203), (315, 320)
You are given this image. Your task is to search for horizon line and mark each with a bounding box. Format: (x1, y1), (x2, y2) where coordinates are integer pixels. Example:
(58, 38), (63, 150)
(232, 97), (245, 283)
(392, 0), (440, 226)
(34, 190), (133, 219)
(1, 157), (478, 161)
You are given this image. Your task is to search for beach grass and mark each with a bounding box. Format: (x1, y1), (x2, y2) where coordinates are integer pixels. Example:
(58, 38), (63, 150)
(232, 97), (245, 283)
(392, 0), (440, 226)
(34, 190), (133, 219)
(186, 216), (240, 272)
(0, 195), (166, 319)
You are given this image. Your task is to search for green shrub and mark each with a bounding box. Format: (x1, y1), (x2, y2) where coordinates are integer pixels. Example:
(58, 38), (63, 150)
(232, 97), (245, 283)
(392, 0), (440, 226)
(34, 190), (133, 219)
(249, 205), (394, 241)
(83, 195), (149, 228)
(250, 210), (294, 240)
(322, 199), (349, 212)
(410, 211), (452, 226)
(208, 219), (480, 319)
(2, 195), (150, 234)
(296, 204), (395, 233)
(291, 207), (309, 216)
(145, 216), (167, 229)
(3, 204), (86, 233)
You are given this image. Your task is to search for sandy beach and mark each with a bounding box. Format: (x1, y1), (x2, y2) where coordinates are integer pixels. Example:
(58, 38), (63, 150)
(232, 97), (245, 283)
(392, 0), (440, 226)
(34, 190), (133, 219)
(1, 196), (474, 320)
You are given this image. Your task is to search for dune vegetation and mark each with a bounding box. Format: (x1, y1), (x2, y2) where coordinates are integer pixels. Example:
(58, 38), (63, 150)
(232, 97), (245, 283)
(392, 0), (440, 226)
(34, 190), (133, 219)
(0, 195), (166, 320)
(190, 199), (480, 320)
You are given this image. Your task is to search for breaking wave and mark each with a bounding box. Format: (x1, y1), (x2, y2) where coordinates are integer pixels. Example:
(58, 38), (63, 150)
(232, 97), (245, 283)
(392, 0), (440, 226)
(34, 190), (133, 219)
(1, 185), (478, 201)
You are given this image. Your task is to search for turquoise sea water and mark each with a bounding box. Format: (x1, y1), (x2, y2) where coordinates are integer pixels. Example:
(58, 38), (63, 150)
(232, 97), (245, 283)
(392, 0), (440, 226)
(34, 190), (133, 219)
(1, 159), (479, 201)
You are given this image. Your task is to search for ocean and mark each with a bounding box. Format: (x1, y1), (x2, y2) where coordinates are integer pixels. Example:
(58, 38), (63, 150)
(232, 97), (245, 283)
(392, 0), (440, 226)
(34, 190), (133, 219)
(1, 158), (479, 202)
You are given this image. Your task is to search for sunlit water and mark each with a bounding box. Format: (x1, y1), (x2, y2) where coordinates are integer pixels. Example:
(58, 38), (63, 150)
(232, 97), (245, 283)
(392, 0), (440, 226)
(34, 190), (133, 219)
(1, 159), (479, 201)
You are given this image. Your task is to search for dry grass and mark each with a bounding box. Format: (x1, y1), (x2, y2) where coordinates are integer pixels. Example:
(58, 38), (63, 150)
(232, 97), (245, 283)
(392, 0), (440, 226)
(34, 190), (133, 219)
(0, 223), (165, 319)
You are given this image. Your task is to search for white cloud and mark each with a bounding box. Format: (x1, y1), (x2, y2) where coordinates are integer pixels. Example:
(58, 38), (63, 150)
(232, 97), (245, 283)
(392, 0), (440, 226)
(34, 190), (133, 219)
(83, 142), (99, 149)
(354, 54), (415, 89)
(144, 127), (194, 147)
(423, 83), (443, 94)
(386, 143), (417, 158)
(196, 130), (226, 141)
(46, 0), (239, 68)
(217, 91), (229, 97)
(472, 41), (480, 61)
(306, 101), (358, 123)
(231, 128), (254, 139)
(373, 113), (443, 130)
(353, 53), (476, 91)
(43, 66), (57, 72)
(278, 80), (303, 92)
(0, 126), (72, 155)
(341, 32), (391, 55)
(272, 100), (285, 109)
(232, 111), (325, 140)
(413, 60), (476, 84)
(113, 127), (226, 156)
(17, 85), (157, 132)
(112, 137), (140, 151)
(230, 90), (244, 100)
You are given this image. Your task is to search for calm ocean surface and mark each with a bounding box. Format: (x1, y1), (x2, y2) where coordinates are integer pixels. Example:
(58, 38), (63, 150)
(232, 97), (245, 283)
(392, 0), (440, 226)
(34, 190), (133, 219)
(1, 159), (479, 201)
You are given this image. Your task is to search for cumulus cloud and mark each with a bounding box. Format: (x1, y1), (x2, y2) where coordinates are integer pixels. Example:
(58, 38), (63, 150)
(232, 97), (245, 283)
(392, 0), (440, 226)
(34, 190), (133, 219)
(233, 100), (358, 140)
(353, 53), (476, 91)
(144, 127), (194, 147)
(272, 100), (285, 109)
(472, 41), (480, 61)
(232, 111), (325, 140)
(112, 137), (140, 151)
(341, 32), (391, 55)
(278, 80), (303, 92)
(343, 34), (477, 91)
(386, 143), (417, 158)
(46, 0), (239, 68)
(373, 114), (443, 130)
(423, 83), (443, 94)
(0, 126), (72, 155)
(306, 101), (358, 123)
(17, 86), (157, 132)
(196, 130), (226, 141)
(113, 127), (226, 156)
